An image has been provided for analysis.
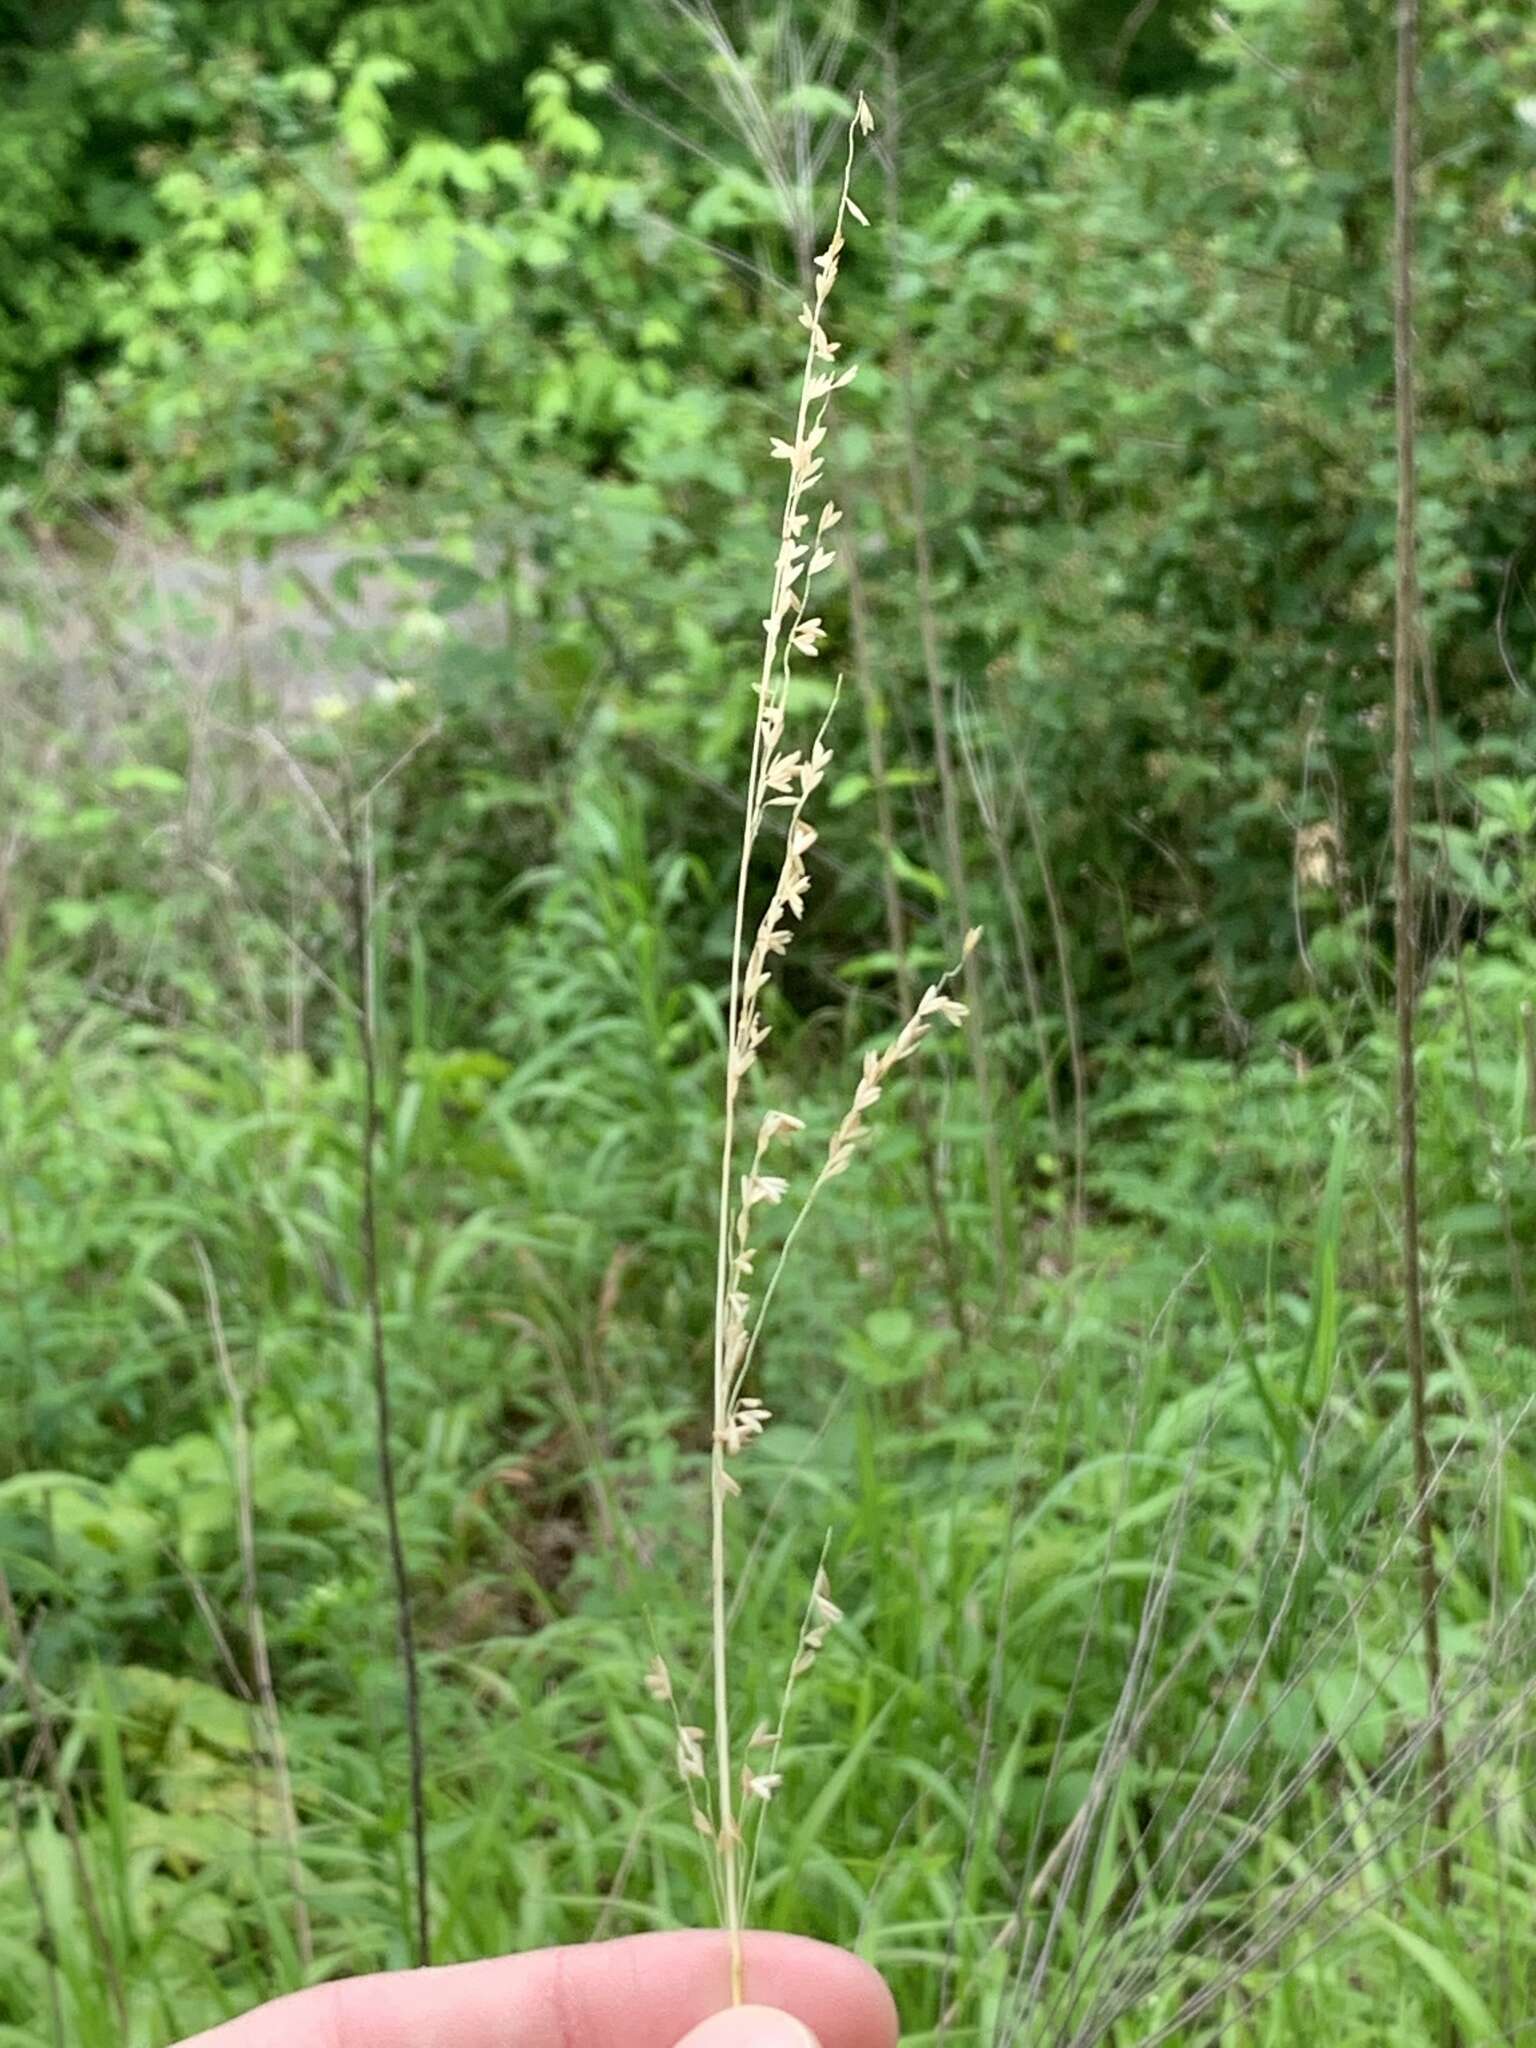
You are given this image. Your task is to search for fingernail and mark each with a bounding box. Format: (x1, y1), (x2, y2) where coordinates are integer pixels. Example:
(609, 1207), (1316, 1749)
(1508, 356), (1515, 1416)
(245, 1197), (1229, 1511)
(673, 2003), (822, 2048)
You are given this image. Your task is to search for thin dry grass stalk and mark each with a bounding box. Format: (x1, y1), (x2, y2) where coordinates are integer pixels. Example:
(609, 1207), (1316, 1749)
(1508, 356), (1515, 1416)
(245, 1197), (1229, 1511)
(645, 94), (975, 2005)
(957, 705), (1064, 1171)
(846, 550), (970, 1338)
(343, 796), (431, 1968)
(879, 52), (1014, 1289)
(192, 1240), (313, 1968)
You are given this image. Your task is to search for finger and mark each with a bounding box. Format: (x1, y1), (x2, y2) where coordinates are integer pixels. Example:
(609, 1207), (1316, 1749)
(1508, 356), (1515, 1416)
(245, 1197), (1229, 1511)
(674, 2004), (822, 2048)
(180, 1929), (898, 2048)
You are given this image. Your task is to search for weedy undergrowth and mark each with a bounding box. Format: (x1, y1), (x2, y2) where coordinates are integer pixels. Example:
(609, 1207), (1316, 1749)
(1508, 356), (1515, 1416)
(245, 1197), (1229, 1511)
(644, 94), (975, 2005)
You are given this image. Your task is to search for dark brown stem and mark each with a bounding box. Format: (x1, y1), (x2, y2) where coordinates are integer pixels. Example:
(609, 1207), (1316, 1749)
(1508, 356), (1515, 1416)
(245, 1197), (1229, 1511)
(344, 800), (431, 1967)
(1391, 0), (1452, 1919)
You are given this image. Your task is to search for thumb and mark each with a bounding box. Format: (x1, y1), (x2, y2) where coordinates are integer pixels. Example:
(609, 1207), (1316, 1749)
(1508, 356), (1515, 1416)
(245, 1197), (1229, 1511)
(676, 2008), (821, 2048)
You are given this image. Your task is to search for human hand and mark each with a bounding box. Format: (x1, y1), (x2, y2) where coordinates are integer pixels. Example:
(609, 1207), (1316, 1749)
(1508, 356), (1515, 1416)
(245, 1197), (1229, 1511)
(176, 1929), (898, 2048)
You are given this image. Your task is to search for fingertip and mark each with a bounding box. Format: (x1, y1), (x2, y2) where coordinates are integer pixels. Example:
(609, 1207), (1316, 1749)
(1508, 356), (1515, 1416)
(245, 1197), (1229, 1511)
(739, 1933), (899, 2048)
(675, 2006), (821, 2048)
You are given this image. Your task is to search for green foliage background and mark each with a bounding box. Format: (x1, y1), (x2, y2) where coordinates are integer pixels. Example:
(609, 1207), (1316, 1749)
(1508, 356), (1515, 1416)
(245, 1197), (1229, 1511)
(1, 1), (1535, 2042)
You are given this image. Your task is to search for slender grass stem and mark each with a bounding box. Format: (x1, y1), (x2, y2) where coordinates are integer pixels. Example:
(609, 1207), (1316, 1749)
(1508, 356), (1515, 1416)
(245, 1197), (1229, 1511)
(700, 96), (967, 1993)
(344, 797), (430, 1968)
(192, 1240), (313, 1968)
(1389, 0), (1453, 1922)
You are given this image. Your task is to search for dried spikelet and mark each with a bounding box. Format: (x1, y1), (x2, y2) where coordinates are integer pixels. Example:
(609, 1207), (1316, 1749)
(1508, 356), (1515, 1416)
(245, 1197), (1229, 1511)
(812, 1568), (844, 1627)
(675, 1726), (706, 1782)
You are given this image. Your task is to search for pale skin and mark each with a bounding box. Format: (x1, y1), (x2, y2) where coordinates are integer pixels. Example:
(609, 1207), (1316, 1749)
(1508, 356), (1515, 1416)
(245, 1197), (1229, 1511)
(175, 1930), (899, 2048)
